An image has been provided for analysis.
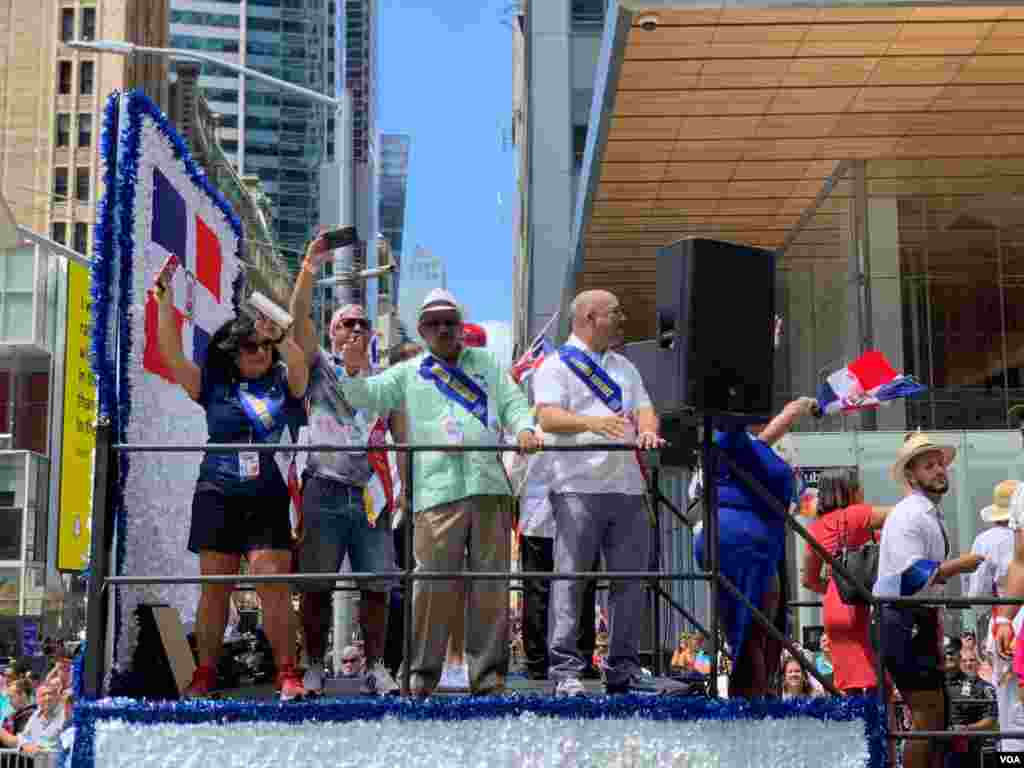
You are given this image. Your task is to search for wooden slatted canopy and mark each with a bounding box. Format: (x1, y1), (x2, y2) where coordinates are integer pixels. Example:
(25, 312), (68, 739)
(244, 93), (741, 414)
(577, 3), (1024, 341)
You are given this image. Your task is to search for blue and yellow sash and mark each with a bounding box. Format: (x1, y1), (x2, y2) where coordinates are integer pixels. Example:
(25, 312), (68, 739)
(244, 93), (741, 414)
(237, 378), (287, 441)
(419, 355), (488, 426)
(559, 345), (623, 413)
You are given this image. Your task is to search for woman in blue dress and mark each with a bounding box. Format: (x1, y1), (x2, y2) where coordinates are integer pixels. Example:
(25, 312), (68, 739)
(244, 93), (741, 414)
(694, 397), (817, 698)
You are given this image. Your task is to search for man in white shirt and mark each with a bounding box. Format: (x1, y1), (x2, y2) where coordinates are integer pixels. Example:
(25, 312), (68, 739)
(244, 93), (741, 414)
(533, 289), (664, 697)
(873, 432), (984, 768)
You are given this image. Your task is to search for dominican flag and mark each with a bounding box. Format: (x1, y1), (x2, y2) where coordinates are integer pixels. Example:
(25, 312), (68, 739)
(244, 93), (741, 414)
(511, 337), (554, 384)
(364, 417), (394, 527)
(142, 168), (227, 383)
(816, 351), (926, 416)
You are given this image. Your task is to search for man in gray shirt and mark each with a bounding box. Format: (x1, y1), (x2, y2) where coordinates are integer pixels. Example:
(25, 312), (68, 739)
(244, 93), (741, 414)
(290, 233), (399, 695)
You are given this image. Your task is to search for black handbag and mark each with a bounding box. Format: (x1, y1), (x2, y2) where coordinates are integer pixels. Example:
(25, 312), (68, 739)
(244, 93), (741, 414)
(832, 509), (880, 606)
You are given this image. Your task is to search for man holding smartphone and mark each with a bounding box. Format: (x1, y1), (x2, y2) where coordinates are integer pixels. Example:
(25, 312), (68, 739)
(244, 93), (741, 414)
(289, 229), (399, 695)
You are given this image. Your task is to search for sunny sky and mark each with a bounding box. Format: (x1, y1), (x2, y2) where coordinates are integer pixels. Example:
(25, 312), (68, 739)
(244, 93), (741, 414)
(377, 0), (516, 326)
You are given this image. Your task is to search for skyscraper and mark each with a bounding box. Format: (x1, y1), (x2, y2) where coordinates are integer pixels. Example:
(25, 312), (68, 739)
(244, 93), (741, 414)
(378, 133), (409, 303)
(169, 0), (341, 269)
(398, 245), (446, 336)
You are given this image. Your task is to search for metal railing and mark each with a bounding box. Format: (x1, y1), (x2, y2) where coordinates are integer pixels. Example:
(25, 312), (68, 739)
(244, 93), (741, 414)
(83, 421), (706, 697)
(0, 750), (58, 768)
(82, 414), (1023, 761)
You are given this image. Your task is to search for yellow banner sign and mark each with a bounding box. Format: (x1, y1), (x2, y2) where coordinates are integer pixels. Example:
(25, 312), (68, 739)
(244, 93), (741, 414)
(58, 261), (96, 572)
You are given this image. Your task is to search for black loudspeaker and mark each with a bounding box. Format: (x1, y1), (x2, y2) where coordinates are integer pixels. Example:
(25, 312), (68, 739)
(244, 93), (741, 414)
(655, 238), (776, 421)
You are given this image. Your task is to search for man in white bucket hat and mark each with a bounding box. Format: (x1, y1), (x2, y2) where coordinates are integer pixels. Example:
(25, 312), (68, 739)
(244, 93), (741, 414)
(336, 287), (541, 696)
(874, 431), (985, 768)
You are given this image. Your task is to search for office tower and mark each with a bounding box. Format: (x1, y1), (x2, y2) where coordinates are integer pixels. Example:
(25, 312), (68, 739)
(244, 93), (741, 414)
(170, 0), (338, 268)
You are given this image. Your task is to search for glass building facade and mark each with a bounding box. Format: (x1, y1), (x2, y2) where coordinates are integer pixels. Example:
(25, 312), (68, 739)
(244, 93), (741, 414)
(777, 159), (1024, 434)
(378, 133), (409, 301)
(170, 0), (338, 268)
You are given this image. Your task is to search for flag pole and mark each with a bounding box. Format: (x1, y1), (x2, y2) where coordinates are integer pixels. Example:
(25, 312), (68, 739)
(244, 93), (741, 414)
(522, 310), (559, 356)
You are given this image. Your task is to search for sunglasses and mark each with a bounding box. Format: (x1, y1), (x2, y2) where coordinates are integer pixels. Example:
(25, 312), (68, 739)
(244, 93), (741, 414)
(239, 339), (274, 354)
(341, 318), (370, 330)
(421, 319), (460, 331)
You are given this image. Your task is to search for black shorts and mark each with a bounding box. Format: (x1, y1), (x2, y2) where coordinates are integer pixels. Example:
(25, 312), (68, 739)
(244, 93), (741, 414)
(187, 488), (292, 555)
(878, 605), (945, 692)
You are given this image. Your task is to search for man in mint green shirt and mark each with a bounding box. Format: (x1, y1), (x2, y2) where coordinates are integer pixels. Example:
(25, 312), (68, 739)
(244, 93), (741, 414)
(337, 288), (540, 696)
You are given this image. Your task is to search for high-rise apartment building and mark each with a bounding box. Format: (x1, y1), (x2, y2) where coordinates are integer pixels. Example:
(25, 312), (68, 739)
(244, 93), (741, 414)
(1, 0), (169, 256)
(169, 0), (338, 269)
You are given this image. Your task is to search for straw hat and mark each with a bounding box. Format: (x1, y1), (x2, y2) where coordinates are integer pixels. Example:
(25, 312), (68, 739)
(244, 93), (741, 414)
(890, 431), (956, 482)
(981, 480), (1020, 524)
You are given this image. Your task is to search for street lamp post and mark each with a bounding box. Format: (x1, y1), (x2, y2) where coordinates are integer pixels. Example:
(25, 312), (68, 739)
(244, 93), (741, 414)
(65, 39), (357, 292)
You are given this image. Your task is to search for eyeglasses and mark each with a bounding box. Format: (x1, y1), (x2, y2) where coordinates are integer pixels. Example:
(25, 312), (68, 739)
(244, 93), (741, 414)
(341, 318), (370, 330)
(341, 656), (360, 664)
(421, 319), (460, 331)
(239, 339), (274, 354)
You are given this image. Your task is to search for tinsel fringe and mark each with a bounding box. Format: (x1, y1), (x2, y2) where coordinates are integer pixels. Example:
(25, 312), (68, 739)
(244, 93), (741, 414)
(70, 694), (886, 768)
(91, 90), (247, 690)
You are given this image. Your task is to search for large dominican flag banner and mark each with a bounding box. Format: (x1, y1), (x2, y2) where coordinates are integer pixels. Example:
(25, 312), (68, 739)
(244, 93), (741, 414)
(90, 91), (243, 683)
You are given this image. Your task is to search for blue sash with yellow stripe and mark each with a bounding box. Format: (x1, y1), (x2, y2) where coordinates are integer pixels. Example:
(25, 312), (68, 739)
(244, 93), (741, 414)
(419, 355), (488, 426)
(237, 377), (287, 441)
(559, 345), (623, 413)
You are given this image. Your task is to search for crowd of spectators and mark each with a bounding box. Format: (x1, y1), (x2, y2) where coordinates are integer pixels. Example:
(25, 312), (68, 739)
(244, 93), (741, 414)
(0, 648), (74, 760)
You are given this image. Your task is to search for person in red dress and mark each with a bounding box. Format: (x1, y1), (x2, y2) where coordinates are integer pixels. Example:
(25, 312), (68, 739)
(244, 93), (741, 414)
(801, 468), (892, 694)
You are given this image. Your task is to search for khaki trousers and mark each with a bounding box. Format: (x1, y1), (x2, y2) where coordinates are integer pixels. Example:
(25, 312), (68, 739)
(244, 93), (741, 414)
(406, 494), (511, 694)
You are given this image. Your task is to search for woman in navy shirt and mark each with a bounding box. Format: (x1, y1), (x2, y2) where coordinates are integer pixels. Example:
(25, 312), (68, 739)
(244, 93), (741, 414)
(155, 273), (308, 700)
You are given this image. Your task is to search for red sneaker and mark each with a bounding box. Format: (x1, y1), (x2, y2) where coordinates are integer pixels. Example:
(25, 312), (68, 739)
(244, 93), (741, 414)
(277, 665), (308, 701)
(183, 665), (217, 698)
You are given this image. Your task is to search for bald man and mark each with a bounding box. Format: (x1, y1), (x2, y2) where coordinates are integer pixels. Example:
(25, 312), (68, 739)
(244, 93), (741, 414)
(533, 290), (667, 697)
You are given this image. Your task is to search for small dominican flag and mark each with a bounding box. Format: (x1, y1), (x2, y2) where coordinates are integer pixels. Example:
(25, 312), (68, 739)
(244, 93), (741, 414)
(816, 351), (926, 416)
(511, 337), (555, 384)
(364, 417), (394, 527)
(142, 168), (228, 382)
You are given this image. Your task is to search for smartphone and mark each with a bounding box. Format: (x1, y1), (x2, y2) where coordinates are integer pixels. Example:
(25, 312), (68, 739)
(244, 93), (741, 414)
(322, 226), (358, 250)
(154, 253), (179, 294)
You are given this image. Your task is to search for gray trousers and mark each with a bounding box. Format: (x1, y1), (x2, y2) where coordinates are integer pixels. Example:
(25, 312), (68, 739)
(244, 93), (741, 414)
(404, 494), (511, 694)
(549, 492), (650, 686)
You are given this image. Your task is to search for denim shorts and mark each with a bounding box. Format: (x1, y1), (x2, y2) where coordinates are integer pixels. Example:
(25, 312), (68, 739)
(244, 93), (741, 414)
(297, 473), (398, 593)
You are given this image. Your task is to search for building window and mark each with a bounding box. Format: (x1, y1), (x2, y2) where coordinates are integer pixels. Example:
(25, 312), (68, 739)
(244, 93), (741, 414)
(53, 167), (69, 201)
(57, 61), (72, 95)
(75, 167), (90, 203)
(55, 113), (71, 148)
(60, 8), (75, 42)
(73, 223), (88, 254)
(81, 7), (96, 41)
(79, 61), (94, 95)
(77, 113), (92, 148)
(51, 222), (67, 245)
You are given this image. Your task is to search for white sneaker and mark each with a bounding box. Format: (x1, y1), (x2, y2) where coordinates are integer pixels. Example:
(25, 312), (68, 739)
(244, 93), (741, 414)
(303, 661), (325, 694)
(554, 677), (586, 697)
(362, 662), (399, 696)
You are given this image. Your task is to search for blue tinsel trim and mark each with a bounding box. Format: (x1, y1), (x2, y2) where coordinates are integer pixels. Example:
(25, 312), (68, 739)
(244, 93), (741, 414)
(69, 694), (885, 768)
(90, 92), (120, 424)
(91, 90), (247, 692)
